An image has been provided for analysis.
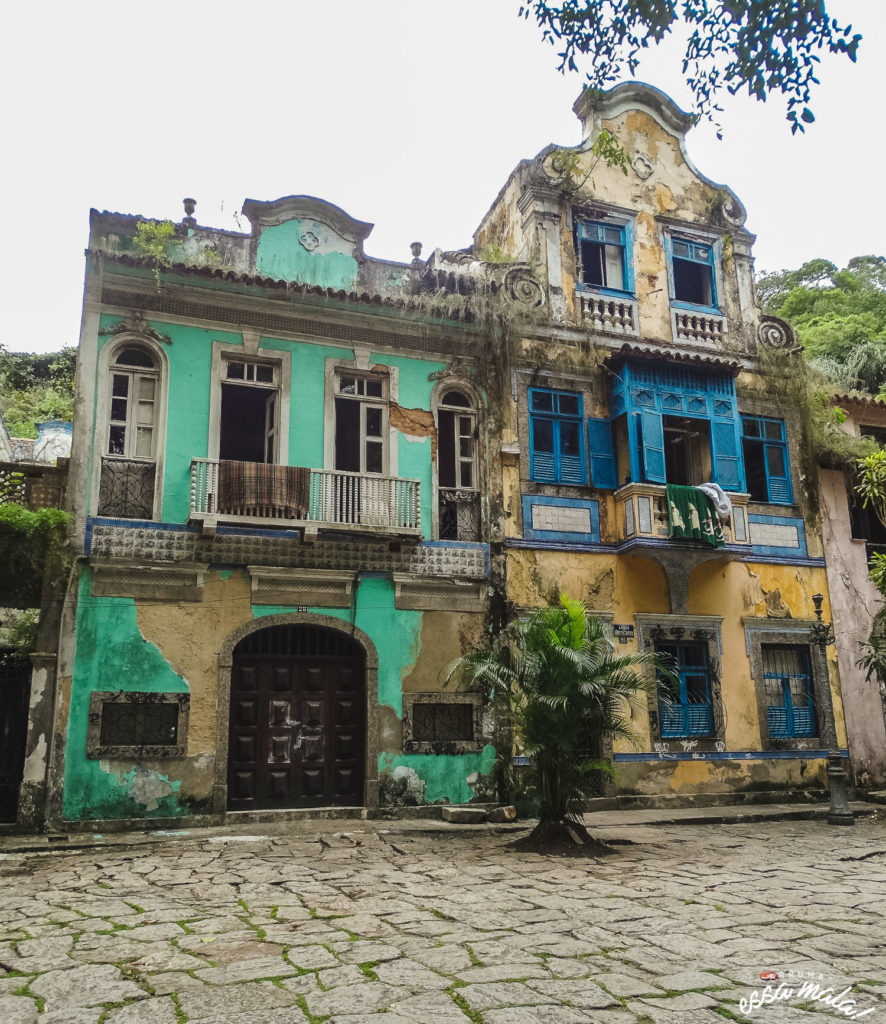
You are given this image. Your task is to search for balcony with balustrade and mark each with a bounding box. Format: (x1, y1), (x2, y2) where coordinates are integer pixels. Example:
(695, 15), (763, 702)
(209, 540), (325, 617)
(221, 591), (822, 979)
(189, 459), (421, 537)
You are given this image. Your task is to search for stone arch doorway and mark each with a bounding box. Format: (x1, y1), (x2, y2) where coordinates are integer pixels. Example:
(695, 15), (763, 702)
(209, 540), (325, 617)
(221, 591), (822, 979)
(219, 615), (378, 812)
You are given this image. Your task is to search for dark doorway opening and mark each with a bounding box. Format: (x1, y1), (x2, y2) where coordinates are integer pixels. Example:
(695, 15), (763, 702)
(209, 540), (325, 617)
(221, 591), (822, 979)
(0, 656), (31, 822)
(220, 384), (274, 463)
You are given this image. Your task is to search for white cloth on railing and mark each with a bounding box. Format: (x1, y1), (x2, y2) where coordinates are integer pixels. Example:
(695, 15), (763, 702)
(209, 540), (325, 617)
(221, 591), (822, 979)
(696, 482), (732, 519)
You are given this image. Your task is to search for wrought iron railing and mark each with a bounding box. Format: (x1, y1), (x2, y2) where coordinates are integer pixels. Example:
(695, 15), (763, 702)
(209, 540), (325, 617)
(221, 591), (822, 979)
(98, 457), (155, 519)
(190, 459), (421, 533)
(438, 488), (481, 541)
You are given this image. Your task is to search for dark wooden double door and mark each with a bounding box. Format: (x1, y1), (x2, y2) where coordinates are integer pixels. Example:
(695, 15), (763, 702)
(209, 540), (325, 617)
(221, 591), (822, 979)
(227, 625), (365, 810)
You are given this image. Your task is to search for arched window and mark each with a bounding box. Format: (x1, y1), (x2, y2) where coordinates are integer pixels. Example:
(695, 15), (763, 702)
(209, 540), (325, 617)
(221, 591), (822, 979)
(98, 342), (163, 519)
(435, 387), (479, 540)
(107, 345), (160, 459)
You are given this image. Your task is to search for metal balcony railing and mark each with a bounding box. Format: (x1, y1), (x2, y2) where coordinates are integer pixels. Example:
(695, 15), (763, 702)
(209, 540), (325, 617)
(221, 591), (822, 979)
(190, 459), (421, 534)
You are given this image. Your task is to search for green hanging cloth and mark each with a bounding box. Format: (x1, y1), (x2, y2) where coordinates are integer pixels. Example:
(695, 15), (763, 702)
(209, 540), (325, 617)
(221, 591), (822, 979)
(666, 484), (726, 548)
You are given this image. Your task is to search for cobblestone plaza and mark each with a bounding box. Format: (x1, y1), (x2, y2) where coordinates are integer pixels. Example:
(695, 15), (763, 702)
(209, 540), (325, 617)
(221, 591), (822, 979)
(0, 813), (884, 1023)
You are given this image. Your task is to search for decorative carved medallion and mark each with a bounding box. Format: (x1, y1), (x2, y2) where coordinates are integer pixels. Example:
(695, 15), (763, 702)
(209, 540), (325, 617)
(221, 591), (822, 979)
(505, 267), (545, 307)
(98, 310), (171, 345)
(757, 315), (800, 353)
(632, 153), (654, 180)
(298, 230), (320, 252)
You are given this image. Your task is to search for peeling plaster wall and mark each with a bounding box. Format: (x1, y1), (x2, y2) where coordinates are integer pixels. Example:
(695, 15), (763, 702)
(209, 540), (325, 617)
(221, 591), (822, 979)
(378, 746), (496, 806)
(819, 468), (886, 787)
(504, 549), (845, 795)
(615, 755), (827, 797)
(62, 570), (191, 821)
(59, 569), (493, 822)
(254, 219), (359, 290)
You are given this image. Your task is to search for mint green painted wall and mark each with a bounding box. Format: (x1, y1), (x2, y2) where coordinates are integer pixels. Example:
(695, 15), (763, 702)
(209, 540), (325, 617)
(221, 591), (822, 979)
(259, 338), (353, 470)
(379, 746), (496, 804)
(63, 570), (189, 821)
(255, 220), (358, 290)
(373, 354), (448, 539)
(253, 576), (420, 716)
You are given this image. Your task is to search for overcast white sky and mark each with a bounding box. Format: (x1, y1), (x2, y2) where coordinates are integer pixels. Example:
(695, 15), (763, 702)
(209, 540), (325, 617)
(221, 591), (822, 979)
(2, 0), (882, 355)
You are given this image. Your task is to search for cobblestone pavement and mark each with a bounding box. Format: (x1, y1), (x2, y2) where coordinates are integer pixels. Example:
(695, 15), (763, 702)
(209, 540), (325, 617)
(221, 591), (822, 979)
(0, 814), (884, 1024)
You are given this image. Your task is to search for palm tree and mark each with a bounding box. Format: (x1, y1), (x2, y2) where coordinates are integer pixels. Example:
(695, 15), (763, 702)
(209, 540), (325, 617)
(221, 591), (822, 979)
(449, 595), (668, 851)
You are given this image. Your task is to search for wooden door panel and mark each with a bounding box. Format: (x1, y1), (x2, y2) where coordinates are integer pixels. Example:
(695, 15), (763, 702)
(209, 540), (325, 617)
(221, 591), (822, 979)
(228, 632), (364, 810)
(238, 666), (258, 691)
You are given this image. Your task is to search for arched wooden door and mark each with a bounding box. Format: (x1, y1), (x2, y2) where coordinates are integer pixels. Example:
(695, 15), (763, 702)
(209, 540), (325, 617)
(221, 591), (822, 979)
(227, 625), (365, 809)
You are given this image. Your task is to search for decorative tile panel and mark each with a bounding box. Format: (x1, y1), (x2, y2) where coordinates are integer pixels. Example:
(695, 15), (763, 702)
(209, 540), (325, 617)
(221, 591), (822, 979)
(521, 497), (600, 543)
(748, 514), (808, 558)
(637, 495), (653, 534)
(532, 504), (592, 534)
(87, 520), (488, 579)
(732, 504), (748, 543)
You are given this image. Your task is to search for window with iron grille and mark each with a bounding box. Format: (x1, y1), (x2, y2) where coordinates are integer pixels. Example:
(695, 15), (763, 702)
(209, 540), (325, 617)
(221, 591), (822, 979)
(655, 642), (714, 738)
(762, 644), (816, 738)
(413, 702), (474, 742)
(402, 693), (482, 753)
(86, 691), (189, 758)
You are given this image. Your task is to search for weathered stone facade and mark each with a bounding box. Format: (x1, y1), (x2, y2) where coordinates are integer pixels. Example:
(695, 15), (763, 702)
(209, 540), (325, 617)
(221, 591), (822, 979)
(24, 81), (859, 832)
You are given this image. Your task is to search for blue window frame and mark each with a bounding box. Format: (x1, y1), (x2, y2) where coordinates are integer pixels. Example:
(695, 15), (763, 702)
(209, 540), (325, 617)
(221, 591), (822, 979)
(656, 642), (714, 738)
(763, 645), (816, 738)
(576, 220), (634, 295)
(529, 388), (586, 485)
(741, 416), (792, 504)
(668, 235), (718, 310)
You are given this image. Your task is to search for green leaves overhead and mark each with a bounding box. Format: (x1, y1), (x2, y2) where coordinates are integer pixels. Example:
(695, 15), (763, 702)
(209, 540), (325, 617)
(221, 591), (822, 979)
(519, 1), (861, 134)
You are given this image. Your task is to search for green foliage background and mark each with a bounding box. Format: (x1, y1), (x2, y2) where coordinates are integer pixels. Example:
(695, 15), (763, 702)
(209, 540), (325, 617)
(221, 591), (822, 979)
(0, 347), (76, 438)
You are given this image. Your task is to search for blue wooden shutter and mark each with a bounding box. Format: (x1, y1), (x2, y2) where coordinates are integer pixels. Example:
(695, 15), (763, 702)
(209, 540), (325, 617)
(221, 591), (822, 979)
(558, 421), (586, 485)
(640, 409), (666, 484)
(765, 444), (792, 503)
(711, 420), (744, 491)
(587, 418), (617, 489)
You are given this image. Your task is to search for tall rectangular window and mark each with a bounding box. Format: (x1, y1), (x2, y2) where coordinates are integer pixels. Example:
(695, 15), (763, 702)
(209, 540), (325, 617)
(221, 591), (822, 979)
(762, 645), (816, 738)
(671, 237), (716, 308)
(219, 359), (280, 464)
(334, 373), (388, 475)
(656, 642), (714, 738)
(741, 416), (792, 504)
(529, 388), (586, 485)
(576, 220), (630, 293)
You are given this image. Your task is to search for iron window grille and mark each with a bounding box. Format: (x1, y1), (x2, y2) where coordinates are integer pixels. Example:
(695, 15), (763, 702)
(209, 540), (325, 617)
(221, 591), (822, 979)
(762, 644), (817, 738)
(655, 641), (715, 738)
(86, 691), (189, 759)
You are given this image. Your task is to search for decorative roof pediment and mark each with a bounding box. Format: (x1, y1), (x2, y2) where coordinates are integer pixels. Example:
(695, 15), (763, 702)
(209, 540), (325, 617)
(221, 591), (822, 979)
(241, 195), (373, 258)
